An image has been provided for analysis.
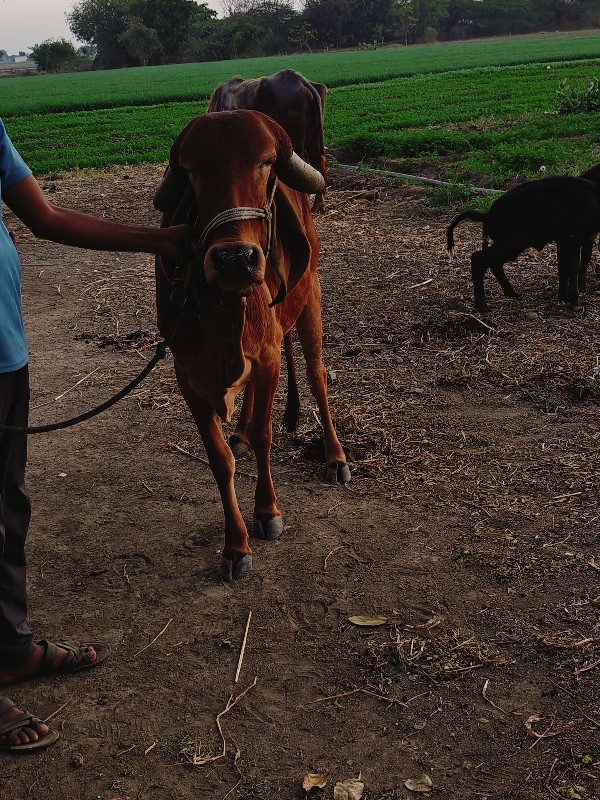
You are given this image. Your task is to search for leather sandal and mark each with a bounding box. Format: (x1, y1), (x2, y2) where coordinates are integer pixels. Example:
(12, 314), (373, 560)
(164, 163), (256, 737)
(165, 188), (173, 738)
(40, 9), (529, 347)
(35, 640), (110, 678)
(0, 697), (59, 754)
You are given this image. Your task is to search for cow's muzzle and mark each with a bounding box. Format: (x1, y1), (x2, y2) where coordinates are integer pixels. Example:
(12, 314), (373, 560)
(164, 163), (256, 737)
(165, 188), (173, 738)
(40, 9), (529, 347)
(191, 178), (286, 304)
(205, 243), (265, 292)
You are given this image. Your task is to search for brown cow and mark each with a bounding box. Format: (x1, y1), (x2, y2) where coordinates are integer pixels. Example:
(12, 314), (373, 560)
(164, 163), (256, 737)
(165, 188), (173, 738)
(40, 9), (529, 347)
(154, 110), (350, 581)
(208, 69), (328, 450)
(207, 69), (328, 213)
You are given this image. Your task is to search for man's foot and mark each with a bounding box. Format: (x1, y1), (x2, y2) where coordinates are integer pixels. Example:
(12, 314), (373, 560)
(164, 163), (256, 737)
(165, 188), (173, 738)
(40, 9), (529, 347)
(0, 641), (108, 686)
(0, 696), (59, 753)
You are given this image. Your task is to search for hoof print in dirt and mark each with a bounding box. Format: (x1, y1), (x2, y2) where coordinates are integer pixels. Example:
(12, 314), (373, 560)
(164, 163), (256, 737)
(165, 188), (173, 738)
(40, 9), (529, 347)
(218, 553), (253, 581)
(326, 461), (351, 485)
(250, 514), (283, 541)
(228, 435), (250, 458)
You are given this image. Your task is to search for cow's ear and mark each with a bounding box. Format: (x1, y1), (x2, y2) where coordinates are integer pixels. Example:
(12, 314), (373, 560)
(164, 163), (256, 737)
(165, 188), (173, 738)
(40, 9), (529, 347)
(153, 166), (189, 213)
(153, 122), (193, 213)
(267, 192), (314, 301)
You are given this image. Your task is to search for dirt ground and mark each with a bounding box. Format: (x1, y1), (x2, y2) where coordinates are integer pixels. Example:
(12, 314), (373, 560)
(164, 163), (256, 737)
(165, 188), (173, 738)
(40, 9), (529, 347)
(1, 165), (598, 800)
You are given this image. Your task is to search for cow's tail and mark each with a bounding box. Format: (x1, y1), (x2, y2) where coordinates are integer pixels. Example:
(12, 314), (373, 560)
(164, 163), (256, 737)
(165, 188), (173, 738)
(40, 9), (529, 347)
(447, 210), (488, 258)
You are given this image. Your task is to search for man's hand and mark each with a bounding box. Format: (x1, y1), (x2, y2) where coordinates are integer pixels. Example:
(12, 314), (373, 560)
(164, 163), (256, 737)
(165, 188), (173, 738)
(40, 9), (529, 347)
(157, 224), (191, 261)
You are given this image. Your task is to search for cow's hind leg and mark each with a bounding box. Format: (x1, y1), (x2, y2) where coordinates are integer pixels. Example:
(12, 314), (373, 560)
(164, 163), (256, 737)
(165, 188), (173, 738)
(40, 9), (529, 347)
(176, 371), (252, 581)
(230, 330), (299, 457)
(295, 279), (350, 485)
(247, 354), (283, 541)
(229, 383), (253, 458)
(282, 330), (300, 432)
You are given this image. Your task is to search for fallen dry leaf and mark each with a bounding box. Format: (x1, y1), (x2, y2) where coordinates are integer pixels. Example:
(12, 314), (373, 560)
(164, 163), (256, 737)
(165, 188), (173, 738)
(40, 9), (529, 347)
(348, 615), (387, 626)
(333, 777), (364, 800)
(303, 773), (327, 792)
(404, 773), (433, 793)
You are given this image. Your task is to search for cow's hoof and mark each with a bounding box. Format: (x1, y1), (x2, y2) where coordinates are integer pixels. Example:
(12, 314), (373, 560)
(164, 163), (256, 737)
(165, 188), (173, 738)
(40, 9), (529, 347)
(219, 553), (252, 581)
(228, 435), (250, 458)
(326, 461), (351, 485)
(250, 514), (283, 541)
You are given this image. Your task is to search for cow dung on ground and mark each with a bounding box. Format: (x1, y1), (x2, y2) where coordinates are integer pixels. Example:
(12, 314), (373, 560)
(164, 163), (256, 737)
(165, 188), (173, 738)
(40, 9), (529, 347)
(3, 164), (598, 800)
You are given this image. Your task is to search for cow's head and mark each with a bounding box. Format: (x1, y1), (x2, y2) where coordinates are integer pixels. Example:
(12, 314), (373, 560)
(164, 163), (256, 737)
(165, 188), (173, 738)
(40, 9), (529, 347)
(155, 110), (324, 299)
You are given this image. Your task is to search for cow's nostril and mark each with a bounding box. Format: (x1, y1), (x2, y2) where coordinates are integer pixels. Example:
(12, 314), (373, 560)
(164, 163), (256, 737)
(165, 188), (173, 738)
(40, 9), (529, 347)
(213, 246), (257, 274)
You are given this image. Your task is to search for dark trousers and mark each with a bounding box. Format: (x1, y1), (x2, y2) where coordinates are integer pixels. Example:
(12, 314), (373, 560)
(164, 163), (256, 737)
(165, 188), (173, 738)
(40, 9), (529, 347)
(0, 366), (34, 667)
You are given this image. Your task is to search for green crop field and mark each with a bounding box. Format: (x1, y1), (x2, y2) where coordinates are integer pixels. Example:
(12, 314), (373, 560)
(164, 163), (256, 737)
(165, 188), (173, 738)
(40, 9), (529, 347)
(1, 31), (599, 187)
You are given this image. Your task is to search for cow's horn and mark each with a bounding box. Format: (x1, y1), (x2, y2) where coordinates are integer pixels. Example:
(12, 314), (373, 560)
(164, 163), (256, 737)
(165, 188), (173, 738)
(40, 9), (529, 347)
(153, 167), (189, 213)
(276, 152), (325, 194)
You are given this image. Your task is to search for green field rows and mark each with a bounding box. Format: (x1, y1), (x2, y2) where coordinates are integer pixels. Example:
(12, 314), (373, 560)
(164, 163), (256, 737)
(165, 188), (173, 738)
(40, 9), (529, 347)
(1, 32), (600, 186)
(2, 31), (600, 117)
(327, 60), (600, 181)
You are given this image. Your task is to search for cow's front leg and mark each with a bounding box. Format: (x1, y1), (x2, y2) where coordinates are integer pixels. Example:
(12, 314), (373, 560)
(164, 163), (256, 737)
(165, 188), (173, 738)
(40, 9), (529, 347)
(247, 354), (283, 541)
(175, 372), (252, 581)
(295, 279), (351, 486)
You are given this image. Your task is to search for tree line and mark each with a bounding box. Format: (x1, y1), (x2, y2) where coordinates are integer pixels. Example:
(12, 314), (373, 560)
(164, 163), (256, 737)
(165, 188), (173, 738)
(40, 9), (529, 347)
(25, 0), (600, 71)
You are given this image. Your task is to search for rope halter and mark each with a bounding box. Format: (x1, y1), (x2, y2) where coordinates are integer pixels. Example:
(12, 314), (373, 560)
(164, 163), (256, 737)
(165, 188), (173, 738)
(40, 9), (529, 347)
(181, 176), (285, 307)
(195, 177), (278, 260)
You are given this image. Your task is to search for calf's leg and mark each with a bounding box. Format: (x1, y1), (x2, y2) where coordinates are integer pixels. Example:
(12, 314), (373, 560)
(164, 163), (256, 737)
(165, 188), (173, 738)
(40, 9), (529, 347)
(471, 241), (524, 312)
(557, 237), (582, 308)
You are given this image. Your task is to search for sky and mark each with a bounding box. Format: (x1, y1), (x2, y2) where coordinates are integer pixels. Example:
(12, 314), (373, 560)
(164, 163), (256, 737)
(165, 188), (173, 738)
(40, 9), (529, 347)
(0, 0), (222, 56)
(1, 0), (78, 54)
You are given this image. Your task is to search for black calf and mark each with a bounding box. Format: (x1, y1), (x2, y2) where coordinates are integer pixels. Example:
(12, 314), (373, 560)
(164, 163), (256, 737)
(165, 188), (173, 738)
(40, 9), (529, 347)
(447, 175), (600, 313)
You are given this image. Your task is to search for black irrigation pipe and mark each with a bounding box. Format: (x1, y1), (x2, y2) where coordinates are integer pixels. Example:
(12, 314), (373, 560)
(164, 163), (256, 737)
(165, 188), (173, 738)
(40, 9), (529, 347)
(334, 163), (503, 196)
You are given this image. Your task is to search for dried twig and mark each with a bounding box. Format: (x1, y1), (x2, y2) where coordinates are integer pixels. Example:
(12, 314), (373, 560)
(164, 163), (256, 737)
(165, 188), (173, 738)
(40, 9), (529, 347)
(235, 611), (252, 683)
(30, 366), (102, 410)
(406, 278), (433, 290)
(165, 442), (257, 481)
(43, 699), (72, 723)
(192, 677), (258, 766)
(482, 679), (507, 714)
(574, 658), (600, 678)
(221, 744), (243, 800)
(324, 545), (344, 569)
(133, 618), (173, 658)
(307, 687), (409, 708)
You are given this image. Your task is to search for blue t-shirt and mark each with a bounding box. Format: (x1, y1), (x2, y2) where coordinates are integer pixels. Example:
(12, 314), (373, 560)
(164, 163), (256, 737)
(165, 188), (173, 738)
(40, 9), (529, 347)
(0, 118), (31, 372)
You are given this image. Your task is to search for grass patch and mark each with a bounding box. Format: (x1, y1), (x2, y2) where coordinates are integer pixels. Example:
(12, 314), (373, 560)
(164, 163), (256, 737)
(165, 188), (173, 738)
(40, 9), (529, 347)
(2, 35), (600, 186)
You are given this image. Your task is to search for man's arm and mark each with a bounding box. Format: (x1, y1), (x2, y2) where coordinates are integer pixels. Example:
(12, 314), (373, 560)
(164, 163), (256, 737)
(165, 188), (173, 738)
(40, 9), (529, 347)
(2, 174), (189, 260)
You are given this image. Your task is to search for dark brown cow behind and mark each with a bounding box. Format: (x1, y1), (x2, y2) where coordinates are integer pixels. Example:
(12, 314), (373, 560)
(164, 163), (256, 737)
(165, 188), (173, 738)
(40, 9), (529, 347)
(154, 110), (350, 581)
(208, 69), (328, 213)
